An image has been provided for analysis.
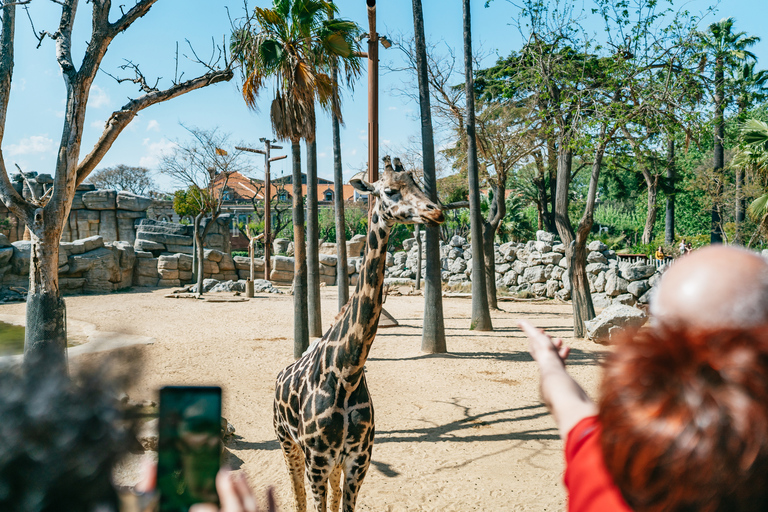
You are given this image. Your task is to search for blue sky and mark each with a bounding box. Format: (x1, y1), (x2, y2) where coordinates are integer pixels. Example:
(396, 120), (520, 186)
(3, 0), (768, 192)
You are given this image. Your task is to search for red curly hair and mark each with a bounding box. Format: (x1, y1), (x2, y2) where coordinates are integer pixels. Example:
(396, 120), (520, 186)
(599, 326), (768, 512)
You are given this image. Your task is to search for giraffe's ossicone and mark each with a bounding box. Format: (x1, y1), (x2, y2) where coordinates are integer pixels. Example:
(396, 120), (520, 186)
(273, 156), (444, 512)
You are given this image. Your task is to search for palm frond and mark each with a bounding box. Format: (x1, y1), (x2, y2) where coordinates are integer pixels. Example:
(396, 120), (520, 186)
(748, 193), (768, 222)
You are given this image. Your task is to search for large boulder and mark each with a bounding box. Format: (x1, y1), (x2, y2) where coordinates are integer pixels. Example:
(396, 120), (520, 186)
(347, 234), (366, 257)
(116, 191), (153, 211)
(136, 218), (192, 237)
(523, 265), (547, 284)
(627, 279), (650, 298)
(11, 241), (31, 275)
(587, 240), (608, 252)
(449, 258), (467, 274)
(536, 230), (556, 244)
(189, 279), (221, 293)
(137, 231), (193, 246)
(605, 270), (629, 297)
(209, 280), (246, 293)
(587, 251), (608, 264)
(620, 264), (656, 282)
(82, 189), (117, 210)
(584, 304), (647, 344)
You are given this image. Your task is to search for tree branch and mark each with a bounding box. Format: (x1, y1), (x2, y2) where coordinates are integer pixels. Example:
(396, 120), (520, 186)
(76, 69), (234, 185)
(109, 0), (157, 36)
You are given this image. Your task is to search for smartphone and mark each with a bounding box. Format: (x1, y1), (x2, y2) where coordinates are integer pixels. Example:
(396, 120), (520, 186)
(157, 386), (222, 512)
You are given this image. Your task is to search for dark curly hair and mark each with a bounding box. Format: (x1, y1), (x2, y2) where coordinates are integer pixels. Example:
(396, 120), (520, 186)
(600, 326), (768, 512)
(0, 361), (138, 512)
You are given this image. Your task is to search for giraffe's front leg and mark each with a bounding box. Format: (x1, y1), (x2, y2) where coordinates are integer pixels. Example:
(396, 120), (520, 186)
(341, 438), (373, 512)
(305, 452), (335, 512)
(277, 427), (307, 512)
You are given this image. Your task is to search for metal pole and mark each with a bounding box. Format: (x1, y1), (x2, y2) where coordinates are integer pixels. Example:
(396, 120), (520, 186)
(367, 0), (379, 190)
(264, 142), (272, 281)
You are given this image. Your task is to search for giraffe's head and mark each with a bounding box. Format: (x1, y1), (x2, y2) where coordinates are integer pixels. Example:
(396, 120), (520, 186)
(350, 156), (445, 227)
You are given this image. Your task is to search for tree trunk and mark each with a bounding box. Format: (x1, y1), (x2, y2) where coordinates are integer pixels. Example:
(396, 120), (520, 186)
(665, 137), (675, 245)
(331, 80), (349, 311)
(194, 212), (205, 297)
(711, 55), (724, 244)
(291, 140), (309, 358)
(482, 221), (497, 310)
(554, 143), (596, 338)
(641, 173), (658, 245)
(547, 136), (558, 233)
(306, 138), (321, 337)
(415, 224), (422, 290)
(463, 0), (492, 331)
(412, 0), (446, 353)
(735, 167), (744, 245)
(566, 241), (593, 338)
(24, 227), (67, 375)
(483, 183), (506, 310)
(735, 104), (747, 244)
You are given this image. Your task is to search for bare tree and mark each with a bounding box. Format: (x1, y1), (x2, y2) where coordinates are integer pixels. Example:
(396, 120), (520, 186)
(86, 164), (156, 194)
(0, 0), (239, 372)
(161, 127), (244, 296)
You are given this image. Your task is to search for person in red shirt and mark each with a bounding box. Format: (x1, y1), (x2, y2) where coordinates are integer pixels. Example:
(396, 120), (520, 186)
(521, 245), (768, 512)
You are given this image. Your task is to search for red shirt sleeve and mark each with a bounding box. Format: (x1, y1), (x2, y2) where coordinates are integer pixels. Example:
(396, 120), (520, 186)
(564, 416), (633, 512)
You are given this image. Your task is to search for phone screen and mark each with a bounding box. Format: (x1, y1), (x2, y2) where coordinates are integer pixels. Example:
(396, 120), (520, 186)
(157, 386), (222, 512)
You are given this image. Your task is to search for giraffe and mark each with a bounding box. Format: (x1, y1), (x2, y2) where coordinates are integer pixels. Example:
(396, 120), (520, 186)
(273, 156), (444, 512)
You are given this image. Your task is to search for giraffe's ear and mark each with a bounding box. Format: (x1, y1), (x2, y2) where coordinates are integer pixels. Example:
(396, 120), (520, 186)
(350, 172), (374, 194)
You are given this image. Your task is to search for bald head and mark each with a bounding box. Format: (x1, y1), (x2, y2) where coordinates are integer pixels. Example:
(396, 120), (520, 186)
(651, 245), (768, 328)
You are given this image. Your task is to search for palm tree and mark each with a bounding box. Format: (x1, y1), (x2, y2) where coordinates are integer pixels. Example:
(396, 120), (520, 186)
(327, 9), (362, 311)
(731, 61), (768, 243)
(412, 0), (447, 352)
(233, 0), (360, 358)
(697, 18), (759, 244)
(736, 119), (768, 246)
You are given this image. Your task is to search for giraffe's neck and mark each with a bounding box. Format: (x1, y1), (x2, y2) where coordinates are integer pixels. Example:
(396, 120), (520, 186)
(325, 202), (390, 381)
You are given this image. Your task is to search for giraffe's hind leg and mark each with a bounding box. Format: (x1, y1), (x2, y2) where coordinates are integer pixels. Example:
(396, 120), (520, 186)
(341, 450), (372, 512)
(306, 452), (336, 512)
(277, 430), (307, 512)
(328, 465), (342, 512)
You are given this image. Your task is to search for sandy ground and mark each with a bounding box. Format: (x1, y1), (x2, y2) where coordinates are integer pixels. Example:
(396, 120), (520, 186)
(0, 287), (610, 512)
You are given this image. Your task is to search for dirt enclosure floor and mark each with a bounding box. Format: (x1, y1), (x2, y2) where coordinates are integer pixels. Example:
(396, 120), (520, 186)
(0, 287), (611, 511)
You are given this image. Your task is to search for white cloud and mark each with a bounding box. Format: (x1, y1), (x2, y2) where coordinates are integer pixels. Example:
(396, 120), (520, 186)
(139, 138), (176, 168)
(54, 111), (65, 118)
(358, 129), (367, 141)
(91, 120), (105, 129)
(388, 106), (398, 111)
(382, 139), (391, 145)
(319, 152), (327, 158)
(89, 84), (111, 109)
(16, 78), (26, 91)
(349, 148), (358, 156)
(146, 120), (160, 132)
(5, 135), (56, 156)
